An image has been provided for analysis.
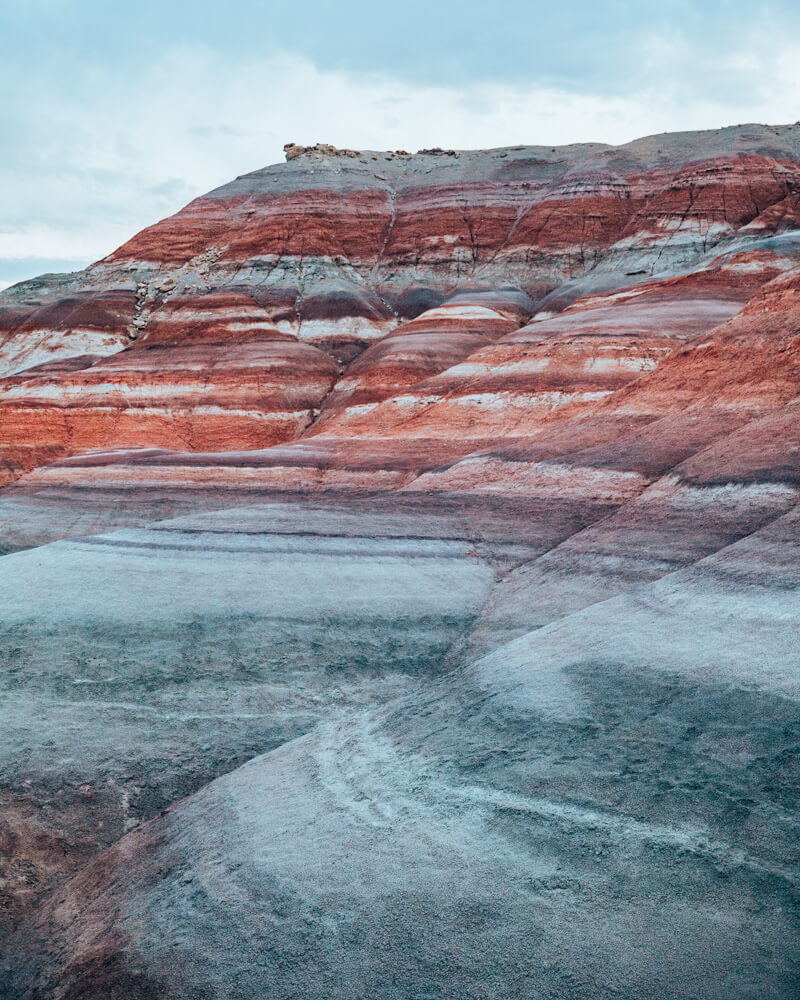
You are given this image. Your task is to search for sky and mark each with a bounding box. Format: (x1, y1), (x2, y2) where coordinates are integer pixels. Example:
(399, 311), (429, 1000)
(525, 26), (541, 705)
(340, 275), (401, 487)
(2, 0), (800, 289)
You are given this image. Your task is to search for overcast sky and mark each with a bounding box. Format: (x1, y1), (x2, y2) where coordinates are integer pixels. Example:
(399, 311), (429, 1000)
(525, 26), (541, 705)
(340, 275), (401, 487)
(2, 0), (800, 288)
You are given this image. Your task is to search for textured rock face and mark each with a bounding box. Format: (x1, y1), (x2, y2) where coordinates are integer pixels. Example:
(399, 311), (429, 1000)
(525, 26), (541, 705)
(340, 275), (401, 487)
(2, 123), (800, 485)
(0, 126), (799, 999)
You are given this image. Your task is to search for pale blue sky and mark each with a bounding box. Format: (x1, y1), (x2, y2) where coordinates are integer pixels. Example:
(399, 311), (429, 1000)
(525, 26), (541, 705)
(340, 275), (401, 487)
(2, 0), (800, 287)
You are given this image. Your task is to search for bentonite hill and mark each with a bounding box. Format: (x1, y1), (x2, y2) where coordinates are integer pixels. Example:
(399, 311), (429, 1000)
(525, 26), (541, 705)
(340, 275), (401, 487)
(0, 124), (798, 999)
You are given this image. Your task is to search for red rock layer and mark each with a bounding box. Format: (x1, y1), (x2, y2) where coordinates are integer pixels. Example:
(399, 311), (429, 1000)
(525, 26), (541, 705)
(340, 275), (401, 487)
(1, 126), (799, 488)
(104, 135), (800, 300)
(0, 303), (338, 485)
(311, 290), (533, 432)
(0, 289), (135, 378)
(405, 268), (800, 491)
(126, 240), (788, 497)
(18, 265), (797, 517)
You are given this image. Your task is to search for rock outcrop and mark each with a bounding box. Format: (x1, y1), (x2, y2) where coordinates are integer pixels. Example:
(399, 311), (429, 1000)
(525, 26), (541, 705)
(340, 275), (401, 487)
(0, 125), (798, 999)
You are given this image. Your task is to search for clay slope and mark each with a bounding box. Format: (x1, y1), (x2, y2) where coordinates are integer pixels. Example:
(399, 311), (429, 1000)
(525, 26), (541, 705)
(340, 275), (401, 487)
(0, 126), (799, 999)
(2, 123), (800, 485)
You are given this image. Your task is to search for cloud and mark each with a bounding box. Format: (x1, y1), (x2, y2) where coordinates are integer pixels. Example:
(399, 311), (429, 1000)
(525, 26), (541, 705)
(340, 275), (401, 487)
(9, 1), (800, 96)
(1, 29), (800, 285)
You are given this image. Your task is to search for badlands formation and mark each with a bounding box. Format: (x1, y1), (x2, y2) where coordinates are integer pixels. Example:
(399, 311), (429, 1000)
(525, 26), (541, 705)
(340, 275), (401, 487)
(0, 124), (798, 998)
